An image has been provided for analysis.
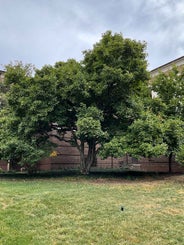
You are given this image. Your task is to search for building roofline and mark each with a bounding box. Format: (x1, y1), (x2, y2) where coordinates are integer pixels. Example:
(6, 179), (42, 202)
(150, 56), (184, 73)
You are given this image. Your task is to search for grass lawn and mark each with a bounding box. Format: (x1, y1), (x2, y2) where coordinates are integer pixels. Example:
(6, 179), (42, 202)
(0, 172), (183, 245)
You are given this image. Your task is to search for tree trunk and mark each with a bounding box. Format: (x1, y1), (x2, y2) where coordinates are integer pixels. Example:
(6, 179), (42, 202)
(72, 133), (88, 174)
(79, 140), (96, 174)
(168, 152), (172, 173)
(79, 141), (86, 174)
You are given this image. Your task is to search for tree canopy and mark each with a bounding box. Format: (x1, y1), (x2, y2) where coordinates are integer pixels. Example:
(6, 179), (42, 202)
(150, 67), (184, 170)
(2, 31), (183, 174)
(102, 66), (184, 171)
(0, 62), (55, 171)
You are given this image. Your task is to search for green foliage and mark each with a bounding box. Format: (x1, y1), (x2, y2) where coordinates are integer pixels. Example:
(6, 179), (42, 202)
(0, 137), (47, 166)
(55, 59), (89, 104)
(77, 117), (103, 140)
(163, 118), (184, 154)
(0, 62), (56, 168)
(1, 31), (150, 173)
(52, 31), (149, 173)
(99, 136), (127, 158)
(76, 105), (107, 141)
(50, 59), (89, 128)
(119, 112), (167, 158)
(0, 82), (8, 109)
(132, 143), (167, 159)
(176, 145), (184, 165)
(151, 67), (184, 118)
(102, 111), (184, 161)
(0, 108), (52, 168)
(104, 67), (184, 162)
(83, 31), (149, 134)
(5, 64), (58, 138)
(149, 67), (184, 167)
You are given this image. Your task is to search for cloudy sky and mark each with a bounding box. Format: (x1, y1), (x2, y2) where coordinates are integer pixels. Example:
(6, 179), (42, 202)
(0, 0), (184, 71)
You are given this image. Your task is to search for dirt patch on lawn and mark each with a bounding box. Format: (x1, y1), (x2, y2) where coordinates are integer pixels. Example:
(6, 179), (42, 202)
(162, 174), (184, 184)
(0, 171), (183, 185)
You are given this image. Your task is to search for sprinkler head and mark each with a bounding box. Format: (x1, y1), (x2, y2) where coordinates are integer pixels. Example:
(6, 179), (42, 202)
(121, 206), (124, 211)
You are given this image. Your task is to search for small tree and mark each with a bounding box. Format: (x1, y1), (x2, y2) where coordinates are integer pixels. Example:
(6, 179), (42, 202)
(0, 62), (56, 171)
(163, 118), (184, 172)
(150, 67), (184, 171)
(105, 67), (184, 172)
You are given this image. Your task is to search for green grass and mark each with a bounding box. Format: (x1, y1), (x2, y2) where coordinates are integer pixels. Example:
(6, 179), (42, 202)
(0, 173), (183, 244)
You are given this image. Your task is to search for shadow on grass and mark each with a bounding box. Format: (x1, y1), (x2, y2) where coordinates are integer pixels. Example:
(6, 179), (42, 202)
(0, 169), (182, 182)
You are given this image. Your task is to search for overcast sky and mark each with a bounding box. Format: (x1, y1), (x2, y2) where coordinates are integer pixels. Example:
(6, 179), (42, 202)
(0, 0), (184, 71)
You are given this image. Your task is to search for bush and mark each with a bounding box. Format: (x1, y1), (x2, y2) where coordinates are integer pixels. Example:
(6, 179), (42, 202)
(0, 167), (4, 173)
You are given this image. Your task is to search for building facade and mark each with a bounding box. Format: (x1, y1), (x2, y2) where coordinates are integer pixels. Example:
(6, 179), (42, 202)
(0, 70), (5, 81)
(150, 56), (184, 78)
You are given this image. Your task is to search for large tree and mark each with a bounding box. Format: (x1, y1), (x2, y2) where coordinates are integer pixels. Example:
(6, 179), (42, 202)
(51, 31), (149, 173)
(0, 31), (150, 174)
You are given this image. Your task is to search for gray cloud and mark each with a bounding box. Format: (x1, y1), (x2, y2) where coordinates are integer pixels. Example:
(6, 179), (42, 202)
(0, 0), (184, 70)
